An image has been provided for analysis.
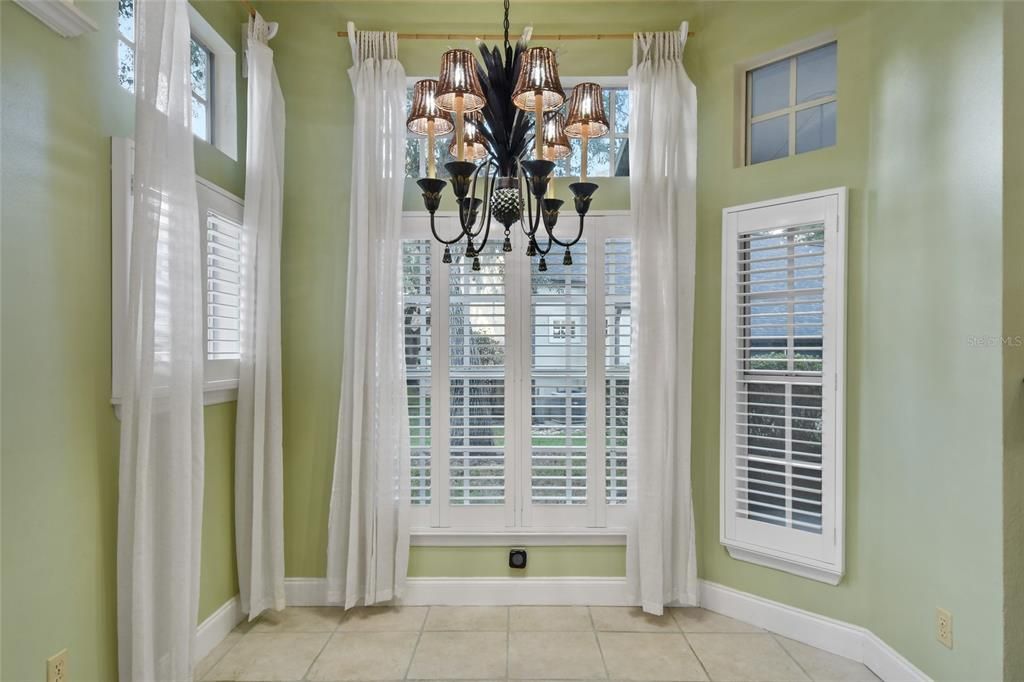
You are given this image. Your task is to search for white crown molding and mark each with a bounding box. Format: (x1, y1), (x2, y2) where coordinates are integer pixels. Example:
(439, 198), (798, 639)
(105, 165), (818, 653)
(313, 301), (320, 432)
(13, 0), (98, 38)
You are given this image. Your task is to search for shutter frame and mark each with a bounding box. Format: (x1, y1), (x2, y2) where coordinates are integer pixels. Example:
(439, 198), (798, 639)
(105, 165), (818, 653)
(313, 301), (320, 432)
(720, 188), (847, 584)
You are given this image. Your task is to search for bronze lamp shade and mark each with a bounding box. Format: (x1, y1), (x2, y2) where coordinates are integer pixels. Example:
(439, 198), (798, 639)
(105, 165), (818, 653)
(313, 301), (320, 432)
(564, 82), (609, 138)
(407, 79), (454, 136)
(542, 112), (571, 160)
(511, 47), (565, 112)
(435, 49), (486, 112)
(449, 110), (489, 161)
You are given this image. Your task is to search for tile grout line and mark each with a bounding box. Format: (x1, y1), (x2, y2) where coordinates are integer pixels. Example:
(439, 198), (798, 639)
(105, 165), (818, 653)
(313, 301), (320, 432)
(769, 632), (815, 682)
(298, 609), (345, 682)
(402, 606), (430, 681)
(677, 629), (713, 682)
(587, 606), (612, 680)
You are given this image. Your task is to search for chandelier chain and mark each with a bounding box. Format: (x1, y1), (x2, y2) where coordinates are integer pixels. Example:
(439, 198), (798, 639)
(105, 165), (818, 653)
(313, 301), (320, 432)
(503, 0), (510, 50)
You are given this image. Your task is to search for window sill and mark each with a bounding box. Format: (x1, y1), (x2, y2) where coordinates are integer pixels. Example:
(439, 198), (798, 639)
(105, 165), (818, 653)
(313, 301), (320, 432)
(411, 528), (628, 547)
(111, 378), (238, 419)
(722, 541), (842, 585)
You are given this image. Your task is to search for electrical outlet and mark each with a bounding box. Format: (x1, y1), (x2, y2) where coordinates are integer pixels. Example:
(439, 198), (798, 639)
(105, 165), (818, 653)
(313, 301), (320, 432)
(47, 649), (68, 682)
(936, 608), (953, 649)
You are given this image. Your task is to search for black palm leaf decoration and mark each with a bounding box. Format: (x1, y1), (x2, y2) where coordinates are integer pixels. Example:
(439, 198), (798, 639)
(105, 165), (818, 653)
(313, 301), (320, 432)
(476, 39), (533, 177)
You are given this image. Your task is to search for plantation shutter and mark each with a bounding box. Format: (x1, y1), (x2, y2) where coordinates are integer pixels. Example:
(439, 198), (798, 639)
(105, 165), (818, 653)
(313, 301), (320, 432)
(530, 242), (588, 506)
(721, 189), (846, 583)
(604, 239), (631, 504)
(206, 213), (243, 360)
(448, 238), (507, 506)
(402, 240), (432, 505)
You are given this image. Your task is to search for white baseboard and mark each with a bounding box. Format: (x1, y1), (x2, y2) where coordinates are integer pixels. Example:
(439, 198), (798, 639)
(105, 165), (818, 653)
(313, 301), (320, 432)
(283, 576), (635, 607)
(699, 581), (929, 682)
(194, 595), (244, 665)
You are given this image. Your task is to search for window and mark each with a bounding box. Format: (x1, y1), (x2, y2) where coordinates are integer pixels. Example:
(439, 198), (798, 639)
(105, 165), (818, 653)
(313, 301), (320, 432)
(720, 188), (846, 584)
(190, 38), (214, 143)
(404, 82), (630, 179)
(401, 214), (631, 531)
(744, 41), (836, 165)
(110, 137), (243, 407)
(117, 0), (238, 157)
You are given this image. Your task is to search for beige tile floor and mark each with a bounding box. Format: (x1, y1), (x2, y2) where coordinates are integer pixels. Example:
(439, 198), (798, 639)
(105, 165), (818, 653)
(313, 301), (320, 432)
(196, 606), (879, 682)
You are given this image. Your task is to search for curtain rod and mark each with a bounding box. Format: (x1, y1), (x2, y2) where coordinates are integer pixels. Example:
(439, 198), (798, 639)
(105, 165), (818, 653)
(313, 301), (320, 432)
(335, 30), (694, 40)
(239, 0), (256, 17)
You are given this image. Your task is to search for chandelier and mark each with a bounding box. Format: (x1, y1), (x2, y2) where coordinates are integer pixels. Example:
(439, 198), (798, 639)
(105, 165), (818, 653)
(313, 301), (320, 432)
(406, 0), (609, 272)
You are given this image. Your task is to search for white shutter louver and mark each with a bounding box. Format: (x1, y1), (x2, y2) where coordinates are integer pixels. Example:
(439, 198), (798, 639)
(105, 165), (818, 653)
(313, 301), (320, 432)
(206, 213), (242, 360)
(403, 240), (432, 505)
(721, 189), (846, 583)
(531, 242), (588, 505)
(604, 239), (631, 504)
(449, 239), (506, 505)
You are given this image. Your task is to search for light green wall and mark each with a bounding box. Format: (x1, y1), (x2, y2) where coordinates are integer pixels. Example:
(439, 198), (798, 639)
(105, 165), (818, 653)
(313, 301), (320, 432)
(409, 546), (626, 578)
(0, 1), (246, 679)
(265, 0), (690, 579)
(1002, 3), (1024, 679)
(271, 2), (1006, 679)
(691, 3), (1004, 680)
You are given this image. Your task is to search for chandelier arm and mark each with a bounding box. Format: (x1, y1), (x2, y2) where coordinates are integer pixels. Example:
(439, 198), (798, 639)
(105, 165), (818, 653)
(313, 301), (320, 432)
(457, 162), (490, 241)
(531, 229), (555, 256)
(467, 161), (498, 239)
(545, 213), (585, 248)
(429, 211), (466, 246)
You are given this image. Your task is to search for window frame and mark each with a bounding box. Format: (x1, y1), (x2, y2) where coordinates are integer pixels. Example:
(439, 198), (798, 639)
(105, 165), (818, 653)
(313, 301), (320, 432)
(110, 137), (242, 411)
(401, 210), (633, 538)
(735, 33), (837, 167)
(117, 1), (238, 160)
(719, 187), (847, 584)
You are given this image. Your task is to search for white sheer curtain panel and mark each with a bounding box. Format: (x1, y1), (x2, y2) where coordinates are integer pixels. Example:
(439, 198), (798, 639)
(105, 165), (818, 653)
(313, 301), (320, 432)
(117, 0), (205, 677)
(236, 11), (286, 620)
(325, 22), (410, 608)
(626, 22), (699, 615)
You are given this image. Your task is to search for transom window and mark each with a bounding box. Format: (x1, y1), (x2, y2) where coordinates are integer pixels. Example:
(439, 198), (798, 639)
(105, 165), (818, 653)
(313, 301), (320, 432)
(745, 41), (837, 165)
(117, 0), (215, 144)
(404, 84), (630, 180)
(401, 214), (632, 530)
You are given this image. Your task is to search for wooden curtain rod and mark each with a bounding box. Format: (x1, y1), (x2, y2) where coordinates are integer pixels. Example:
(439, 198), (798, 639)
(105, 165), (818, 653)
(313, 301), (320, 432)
(239, 0), (256, 17)
(336, 30), (694, 40)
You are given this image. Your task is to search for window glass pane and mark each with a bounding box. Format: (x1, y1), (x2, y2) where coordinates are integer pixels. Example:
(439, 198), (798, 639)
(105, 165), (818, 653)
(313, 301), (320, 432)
(191, 40), (209, 99)
(749, 59), (790, 117)
(192, 97), (209, 141)
(405, 137), (422, 178)
(605, 238), (631, 504)
(613, 138), (629, 177)
(403, 240), (432, 505)
(118, 40), (135, 92)
(749, 114), (788, 164)
(449, 239), (506, 505)
(531, 242), (587, 505)
(795, 101), (836, 154)
(613, 89), (630, 135)
(796, 42), (836, 104)
(118, 0), (134, 41)
(583, 137), (610, 178)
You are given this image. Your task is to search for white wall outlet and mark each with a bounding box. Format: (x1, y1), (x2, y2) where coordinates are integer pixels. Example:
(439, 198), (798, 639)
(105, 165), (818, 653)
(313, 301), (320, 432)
(936, 608), (953, 649)
(47, 649), (68, 682)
